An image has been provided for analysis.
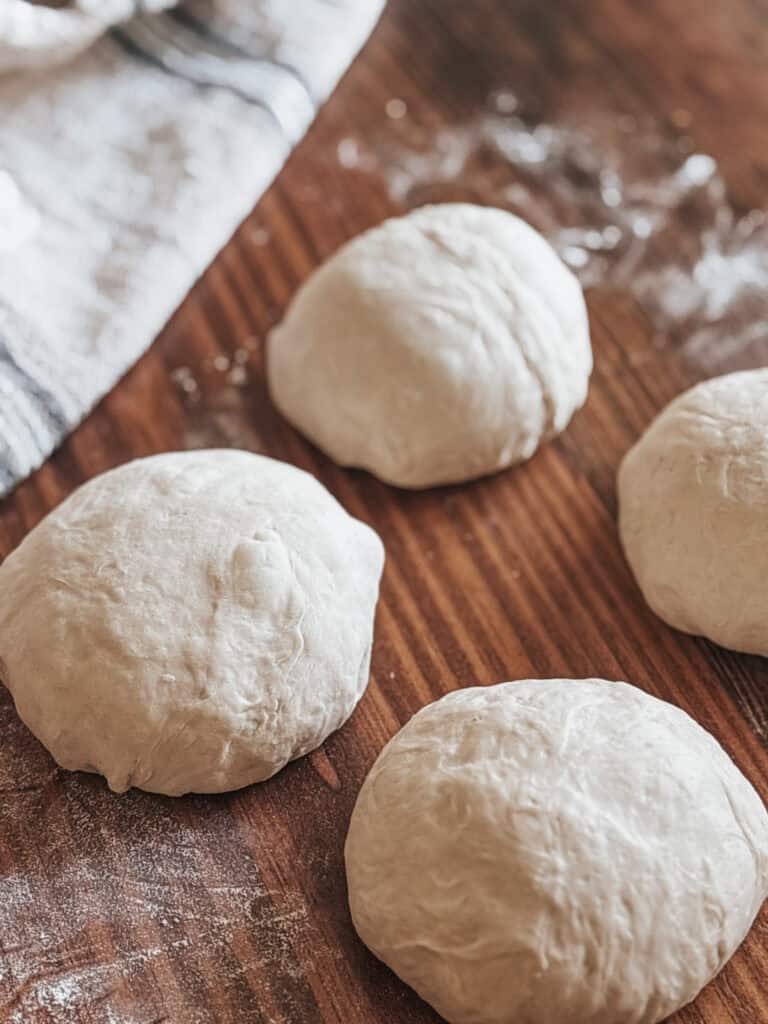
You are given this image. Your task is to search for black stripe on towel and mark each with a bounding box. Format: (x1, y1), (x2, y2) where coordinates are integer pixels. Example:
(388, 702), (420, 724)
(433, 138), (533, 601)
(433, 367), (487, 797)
(110, 26), (285, 132)
(0, 339), (68, 433)
(167, 6), (316, 102)
(0, 460), (16, 494)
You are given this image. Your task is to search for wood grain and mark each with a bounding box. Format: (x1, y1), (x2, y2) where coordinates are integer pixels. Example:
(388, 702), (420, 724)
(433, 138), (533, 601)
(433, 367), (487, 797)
(2, 2), (768, 1021)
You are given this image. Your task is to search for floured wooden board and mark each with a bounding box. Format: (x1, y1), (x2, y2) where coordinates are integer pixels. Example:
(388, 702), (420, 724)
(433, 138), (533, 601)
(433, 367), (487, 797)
(2, 1), (768, 1021)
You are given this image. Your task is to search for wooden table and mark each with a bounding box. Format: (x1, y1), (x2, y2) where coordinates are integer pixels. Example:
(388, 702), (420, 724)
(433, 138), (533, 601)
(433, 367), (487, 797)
(2, 2), (768, 1021)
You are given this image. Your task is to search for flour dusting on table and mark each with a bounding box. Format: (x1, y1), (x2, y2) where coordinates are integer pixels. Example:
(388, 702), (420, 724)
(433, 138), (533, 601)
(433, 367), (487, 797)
(337, 93), (768, 371)
(0, 686), (316, 1023)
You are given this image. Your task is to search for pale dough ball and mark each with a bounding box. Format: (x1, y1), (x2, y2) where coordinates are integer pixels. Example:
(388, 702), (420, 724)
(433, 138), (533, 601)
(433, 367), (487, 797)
(618, 368), (768, 655)
(267, 203), (592, 488)
(345, 679), (768, 1024)
(0, 450), (384, 795)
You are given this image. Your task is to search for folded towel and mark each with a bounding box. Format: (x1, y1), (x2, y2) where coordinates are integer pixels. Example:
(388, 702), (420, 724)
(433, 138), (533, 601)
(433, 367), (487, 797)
(0, 0), (384, 497)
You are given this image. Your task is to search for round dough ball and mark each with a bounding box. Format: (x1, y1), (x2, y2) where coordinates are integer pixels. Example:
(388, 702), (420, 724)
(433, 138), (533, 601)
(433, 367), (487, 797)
(267, 203), (592, 488)
(345, 679), (768, 1024)
(0, 450), (384, 795)
(618, 368), (768, 655)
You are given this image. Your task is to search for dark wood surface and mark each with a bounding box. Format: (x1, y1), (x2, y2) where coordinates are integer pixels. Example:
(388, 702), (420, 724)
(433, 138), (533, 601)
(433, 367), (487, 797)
(2, 2), (768, 1021)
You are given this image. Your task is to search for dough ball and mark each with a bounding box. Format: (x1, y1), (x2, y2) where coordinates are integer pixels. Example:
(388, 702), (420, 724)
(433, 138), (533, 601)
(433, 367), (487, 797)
(0, 450), (384, 796)
(618, 368), (768, 655)
(345, 679), (768, 1024)
(267, 203), (592, 488)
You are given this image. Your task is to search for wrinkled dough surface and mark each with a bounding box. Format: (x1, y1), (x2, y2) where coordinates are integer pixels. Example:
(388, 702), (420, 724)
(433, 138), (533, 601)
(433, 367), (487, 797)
(345, 679), (768, 1024)
(618, 368), (768, 655)
(0, 450), (384, 795)
(267, 203), (592, 488)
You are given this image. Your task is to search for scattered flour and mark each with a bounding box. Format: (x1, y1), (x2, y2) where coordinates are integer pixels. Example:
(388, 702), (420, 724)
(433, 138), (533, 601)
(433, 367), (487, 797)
(0, 686), (317, 1023)
(337, 94), (768, 371)
(170, 344), (265, 451)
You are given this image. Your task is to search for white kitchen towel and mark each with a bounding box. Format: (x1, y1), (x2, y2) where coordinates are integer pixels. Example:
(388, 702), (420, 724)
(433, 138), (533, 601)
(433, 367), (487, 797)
(0, 0), (384, 497)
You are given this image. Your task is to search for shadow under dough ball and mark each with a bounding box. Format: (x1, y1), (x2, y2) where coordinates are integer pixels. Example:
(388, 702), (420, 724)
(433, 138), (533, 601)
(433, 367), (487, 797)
(618, 367), (768, 655)
(267, 203), (592, 488)
(0, 450), (384, 795)
(345, 678), (768, 1024)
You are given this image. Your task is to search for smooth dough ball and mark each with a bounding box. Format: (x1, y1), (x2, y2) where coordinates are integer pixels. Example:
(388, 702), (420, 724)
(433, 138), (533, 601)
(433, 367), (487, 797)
(618, 368), (768, 655)
(0, 450), (384, 796)
(345, 679), (768, 1024)
(267, 203), (592, 488)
